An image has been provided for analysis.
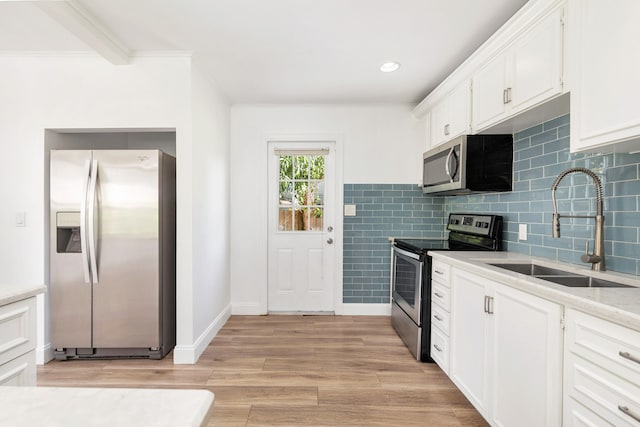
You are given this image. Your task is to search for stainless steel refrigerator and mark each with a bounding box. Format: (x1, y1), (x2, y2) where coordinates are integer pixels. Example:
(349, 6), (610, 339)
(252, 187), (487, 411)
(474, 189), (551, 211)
(50, 149), (176, 360)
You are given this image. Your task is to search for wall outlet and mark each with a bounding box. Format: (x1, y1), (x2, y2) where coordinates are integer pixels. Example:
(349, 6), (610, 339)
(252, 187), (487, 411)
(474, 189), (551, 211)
(344, 204), (357, 217)
(518, 223), (527, 240)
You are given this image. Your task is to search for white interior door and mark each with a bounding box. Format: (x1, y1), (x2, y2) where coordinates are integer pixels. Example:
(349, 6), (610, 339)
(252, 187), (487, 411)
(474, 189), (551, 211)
(268, 142), (336, 312)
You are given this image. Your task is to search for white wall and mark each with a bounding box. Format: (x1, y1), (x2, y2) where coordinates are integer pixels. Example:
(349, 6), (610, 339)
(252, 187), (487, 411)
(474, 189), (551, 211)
(0, 54), (230, 364)
(229, 104), (424, 314)
(173, 65), (231, 363)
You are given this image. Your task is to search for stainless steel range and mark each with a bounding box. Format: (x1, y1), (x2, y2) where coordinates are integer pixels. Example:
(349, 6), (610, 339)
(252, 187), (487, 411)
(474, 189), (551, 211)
(391, 213), (503, 361)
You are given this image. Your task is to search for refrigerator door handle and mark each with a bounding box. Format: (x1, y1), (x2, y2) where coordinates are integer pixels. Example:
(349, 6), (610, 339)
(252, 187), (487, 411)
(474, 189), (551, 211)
(88, 159), (99, 285)
(79, 160), (92, 284)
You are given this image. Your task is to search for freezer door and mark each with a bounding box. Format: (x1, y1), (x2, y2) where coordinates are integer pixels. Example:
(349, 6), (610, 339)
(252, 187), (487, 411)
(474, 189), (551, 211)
(91, 150), (161, 348)
(50, 150), (93, 349)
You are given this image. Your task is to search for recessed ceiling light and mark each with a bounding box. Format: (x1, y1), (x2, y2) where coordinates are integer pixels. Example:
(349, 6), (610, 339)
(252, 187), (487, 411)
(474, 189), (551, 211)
(380, 62), (401, 73)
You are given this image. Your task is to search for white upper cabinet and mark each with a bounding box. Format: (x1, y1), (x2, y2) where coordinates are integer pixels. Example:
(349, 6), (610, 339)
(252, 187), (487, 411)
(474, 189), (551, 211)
(472, 6), (564, 131)
(568, 0), (640, 152)
(430, 80), (471, 148)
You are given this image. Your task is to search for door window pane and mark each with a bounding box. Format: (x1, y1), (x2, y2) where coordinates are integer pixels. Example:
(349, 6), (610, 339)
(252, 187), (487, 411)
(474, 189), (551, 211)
(278, 154), (325, 232)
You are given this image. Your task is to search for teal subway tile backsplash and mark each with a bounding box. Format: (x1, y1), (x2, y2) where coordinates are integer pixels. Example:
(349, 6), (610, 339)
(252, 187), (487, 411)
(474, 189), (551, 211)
(344, 113), (640, 305)
(343, 184), (444, 304)
(445, 113), (640, 276)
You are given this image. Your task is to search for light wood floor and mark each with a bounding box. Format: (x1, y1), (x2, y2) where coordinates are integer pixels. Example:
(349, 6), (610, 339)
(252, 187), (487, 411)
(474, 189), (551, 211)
(38, 315), (487, 426)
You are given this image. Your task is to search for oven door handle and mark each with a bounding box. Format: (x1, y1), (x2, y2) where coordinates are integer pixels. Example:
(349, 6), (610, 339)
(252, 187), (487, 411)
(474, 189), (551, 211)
(393, 246), (422, 261)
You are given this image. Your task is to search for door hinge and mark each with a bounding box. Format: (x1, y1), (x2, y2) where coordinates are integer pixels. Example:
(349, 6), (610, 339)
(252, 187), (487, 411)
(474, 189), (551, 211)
(560, 316), (566, 330)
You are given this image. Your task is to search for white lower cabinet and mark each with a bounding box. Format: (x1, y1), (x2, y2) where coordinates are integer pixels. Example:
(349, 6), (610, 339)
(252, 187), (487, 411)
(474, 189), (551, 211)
(431, 259), (452, 374)
(0, 296), (37, 386)
(450, 267), (563, 426)
(0, 351), (36, 386)
(564, 309), (640, 426)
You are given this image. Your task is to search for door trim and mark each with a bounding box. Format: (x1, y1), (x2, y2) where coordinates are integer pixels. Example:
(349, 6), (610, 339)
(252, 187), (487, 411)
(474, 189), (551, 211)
(263, 134), (344, 315)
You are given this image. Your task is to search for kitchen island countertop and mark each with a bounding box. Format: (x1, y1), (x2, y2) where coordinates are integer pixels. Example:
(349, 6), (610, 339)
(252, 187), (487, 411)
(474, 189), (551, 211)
(430, 251), (640, 332)
(0, 387), (214, 427)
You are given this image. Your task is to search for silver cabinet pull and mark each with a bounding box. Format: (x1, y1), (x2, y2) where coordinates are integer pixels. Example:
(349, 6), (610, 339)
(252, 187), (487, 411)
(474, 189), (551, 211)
(434, 314), (443, 321)
(619, 351), (640, 365)
(505, 87), (512, 103)
(444, 124), (450, 136)
(434, 292), (443, 298)
(433, 344), (443, 352)
(484, 296), (494, 314)
(434, 269), (444, 275)
(618, 405), (640, 423)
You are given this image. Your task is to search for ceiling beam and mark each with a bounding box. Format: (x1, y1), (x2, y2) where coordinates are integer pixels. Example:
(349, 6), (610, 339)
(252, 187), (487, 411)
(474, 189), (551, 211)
(33, 0), (130, 64)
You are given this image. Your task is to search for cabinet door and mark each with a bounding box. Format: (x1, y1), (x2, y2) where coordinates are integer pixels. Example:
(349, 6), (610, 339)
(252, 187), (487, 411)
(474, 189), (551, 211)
(509, 7), (564, 114)
(447, 80), (471, 139)
(430, 81), (471, 148)
(570, 0), (640, 151)
(430, 99), (449, 148)
(450, 269), (492, 418)
(472, 53), (508, 131)
(491, 284), (562, 427)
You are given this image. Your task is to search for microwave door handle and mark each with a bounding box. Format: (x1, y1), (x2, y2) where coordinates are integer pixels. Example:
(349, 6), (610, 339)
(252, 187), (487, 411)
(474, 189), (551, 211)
(445, 147), (459, 182)
(444, 148), (453, 180)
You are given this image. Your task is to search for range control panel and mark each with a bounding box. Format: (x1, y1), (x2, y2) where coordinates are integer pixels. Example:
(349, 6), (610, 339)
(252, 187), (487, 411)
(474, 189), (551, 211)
(447, 213), (501, 237)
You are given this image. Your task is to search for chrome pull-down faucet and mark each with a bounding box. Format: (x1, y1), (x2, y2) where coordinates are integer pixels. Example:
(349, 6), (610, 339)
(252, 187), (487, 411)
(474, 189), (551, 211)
(551, 167), (605, 271)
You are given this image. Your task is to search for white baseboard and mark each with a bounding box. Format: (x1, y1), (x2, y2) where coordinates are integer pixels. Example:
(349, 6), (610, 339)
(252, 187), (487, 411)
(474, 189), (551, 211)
(36, 343), (54, 365)
(342, 303), (391, 316)
(231, 302), (265, 315)
(173, 303), (232, 364)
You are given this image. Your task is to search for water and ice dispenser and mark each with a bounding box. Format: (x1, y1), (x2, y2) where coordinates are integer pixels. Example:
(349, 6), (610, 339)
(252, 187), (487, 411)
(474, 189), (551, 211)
(56, 212), (81, 253)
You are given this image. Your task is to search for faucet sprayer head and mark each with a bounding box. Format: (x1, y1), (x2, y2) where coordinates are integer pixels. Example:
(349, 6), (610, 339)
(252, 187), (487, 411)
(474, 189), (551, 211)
(552, 213), (560, 238)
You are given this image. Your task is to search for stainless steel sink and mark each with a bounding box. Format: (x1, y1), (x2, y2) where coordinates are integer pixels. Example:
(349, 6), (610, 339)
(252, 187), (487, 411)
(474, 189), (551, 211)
(489, 263), (580, 277)
(489, 263), (633, 288)
(541, 275), (633, 288)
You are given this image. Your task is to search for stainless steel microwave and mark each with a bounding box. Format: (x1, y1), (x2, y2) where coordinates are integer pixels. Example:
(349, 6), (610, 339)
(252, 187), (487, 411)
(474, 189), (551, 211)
(422, 134), (513, 195)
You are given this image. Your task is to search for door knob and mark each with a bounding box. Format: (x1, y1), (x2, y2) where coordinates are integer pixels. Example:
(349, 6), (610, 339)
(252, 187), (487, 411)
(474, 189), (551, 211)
(327, 238), (334, 244)
(327, 226), (333, 232)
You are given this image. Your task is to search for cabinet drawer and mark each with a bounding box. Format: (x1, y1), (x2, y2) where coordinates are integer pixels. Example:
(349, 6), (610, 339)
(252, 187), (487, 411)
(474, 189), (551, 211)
(566, 352), (640, 426)
(431, 304), (450, 336)
(0, 351), (36, 386)
(432, 260), (450, 286)
(0, 297), (36, 366)
(431, 325), (449, 374)
(567, 309), (640, 385)
(564, 396), (612, 427)
(432, 282), (450, 311)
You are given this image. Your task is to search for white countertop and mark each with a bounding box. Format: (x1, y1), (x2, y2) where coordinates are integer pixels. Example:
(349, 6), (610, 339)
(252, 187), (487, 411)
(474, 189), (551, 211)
(0, 284), (46, 306)
(430, 251), (640, 331)
(0, 387), (214, 427)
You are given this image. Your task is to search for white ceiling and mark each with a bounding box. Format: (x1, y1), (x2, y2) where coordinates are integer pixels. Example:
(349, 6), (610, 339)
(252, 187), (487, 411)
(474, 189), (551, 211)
(0, 0), (529, 104)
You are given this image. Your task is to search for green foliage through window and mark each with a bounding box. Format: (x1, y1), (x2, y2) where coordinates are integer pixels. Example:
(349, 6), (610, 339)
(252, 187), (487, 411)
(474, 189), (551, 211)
(278, 155), (325, 231)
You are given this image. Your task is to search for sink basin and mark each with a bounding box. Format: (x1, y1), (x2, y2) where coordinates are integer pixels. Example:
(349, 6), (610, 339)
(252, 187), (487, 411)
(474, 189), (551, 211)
(541, 275), (633, 288)
(489, 263), (633, 288)
(489, 263), (580, 277)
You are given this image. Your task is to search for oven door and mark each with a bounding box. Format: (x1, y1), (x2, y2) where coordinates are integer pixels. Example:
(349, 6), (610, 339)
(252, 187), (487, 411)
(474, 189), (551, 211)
(391, 246), (423, 325)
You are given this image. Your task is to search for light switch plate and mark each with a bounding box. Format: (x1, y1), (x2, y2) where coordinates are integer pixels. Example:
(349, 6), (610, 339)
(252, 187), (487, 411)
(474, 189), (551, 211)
(518, 223), (527, 240)
(15, 212), (26, 227)
(344, 204), (357, 217)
